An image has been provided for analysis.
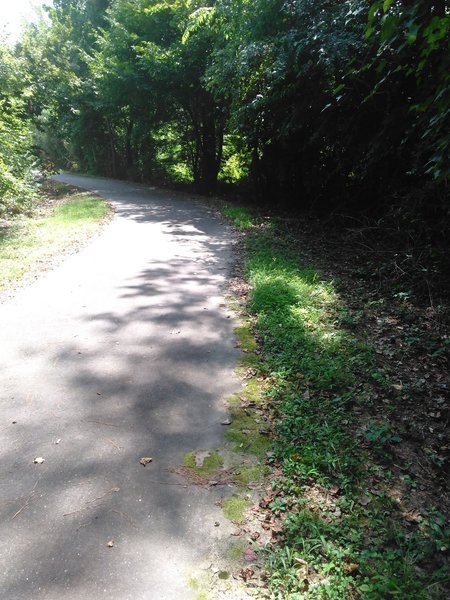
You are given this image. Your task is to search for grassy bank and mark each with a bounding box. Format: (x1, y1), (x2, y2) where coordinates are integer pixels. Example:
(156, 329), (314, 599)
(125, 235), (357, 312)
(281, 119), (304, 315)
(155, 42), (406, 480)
(0, 184), (111, 296)
(223, 206), (449, 599)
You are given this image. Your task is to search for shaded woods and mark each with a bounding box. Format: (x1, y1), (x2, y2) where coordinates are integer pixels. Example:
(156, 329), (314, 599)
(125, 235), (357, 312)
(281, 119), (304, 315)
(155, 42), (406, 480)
(1, 3), (449, 598)
(2, 0), (448, 298)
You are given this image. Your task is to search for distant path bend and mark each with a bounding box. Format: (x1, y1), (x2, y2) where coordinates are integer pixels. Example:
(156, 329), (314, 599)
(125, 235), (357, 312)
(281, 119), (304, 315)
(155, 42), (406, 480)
(0, 174), (242, 599)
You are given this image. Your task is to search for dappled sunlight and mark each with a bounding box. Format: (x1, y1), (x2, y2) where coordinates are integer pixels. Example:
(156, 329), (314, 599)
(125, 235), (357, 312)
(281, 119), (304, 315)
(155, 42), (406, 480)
(0, 176), (242, 598)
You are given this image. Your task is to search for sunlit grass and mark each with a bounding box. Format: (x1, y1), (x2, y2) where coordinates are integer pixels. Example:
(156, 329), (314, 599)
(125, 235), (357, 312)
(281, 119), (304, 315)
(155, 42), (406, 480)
(221, 205), (448, 599)
(0, 193), (110, 292)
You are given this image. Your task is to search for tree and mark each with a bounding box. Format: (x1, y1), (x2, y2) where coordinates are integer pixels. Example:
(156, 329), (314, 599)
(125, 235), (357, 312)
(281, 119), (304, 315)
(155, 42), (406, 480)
(0, 39), (37, 215)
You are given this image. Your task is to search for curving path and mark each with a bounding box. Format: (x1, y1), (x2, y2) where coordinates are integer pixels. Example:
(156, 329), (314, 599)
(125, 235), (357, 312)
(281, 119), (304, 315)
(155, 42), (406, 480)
(0, 175), (242, 599)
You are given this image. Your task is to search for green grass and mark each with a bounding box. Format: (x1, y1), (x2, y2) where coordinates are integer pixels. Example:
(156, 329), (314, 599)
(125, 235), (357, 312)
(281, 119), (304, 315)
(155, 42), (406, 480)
(222, 206), (449, 599)
(0, 193), (110, 292)
(222, 205), (253, 229)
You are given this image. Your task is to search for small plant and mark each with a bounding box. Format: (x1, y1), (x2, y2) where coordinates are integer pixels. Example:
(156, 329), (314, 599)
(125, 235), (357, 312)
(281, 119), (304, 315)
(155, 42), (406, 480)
(222, 205), (253, 229)
(220, 207), (449, 599)
(364, 420), (402, 448)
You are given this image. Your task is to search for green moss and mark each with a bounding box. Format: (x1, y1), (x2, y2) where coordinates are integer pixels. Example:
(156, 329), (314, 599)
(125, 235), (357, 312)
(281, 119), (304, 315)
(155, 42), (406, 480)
(238, 352), (259, 369)
(223, 496), (249, 523)
(225, 408), (270, 456)
(234, 463), (268, 484)
(243, 378), (263, 404)
(183, 450), (224, 477)
(234, 324), (258, 353)
(187, 575), (200, 590)
(225, 428), (270, 457)
(227, 393), (241, 409)
(227, 540), (247, 560)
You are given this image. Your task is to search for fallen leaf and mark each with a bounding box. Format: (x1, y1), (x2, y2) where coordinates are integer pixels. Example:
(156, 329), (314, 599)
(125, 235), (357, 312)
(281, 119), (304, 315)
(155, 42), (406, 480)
(271, 524), (283, 537)
(250, 531), (260, 541)
(343, 562), (359, 574)
(33, 457), (45, 464)
(243, 547), (257, 562)
(140, 457), (153, 466)
(239, 567), (255, 581)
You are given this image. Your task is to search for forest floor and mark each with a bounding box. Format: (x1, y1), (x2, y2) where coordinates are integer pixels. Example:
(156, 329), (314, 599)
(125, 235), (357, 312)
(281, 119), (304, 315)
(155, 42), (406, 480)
(217, 201), (450, 598)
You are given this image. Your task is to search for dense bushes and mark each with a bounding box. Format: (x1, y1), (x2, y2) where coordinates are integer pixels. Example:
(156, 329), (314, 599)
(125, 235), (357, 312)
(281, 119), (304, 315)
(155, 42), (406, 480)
(3, 1), (449, 220)
(0, 43), (37, 216)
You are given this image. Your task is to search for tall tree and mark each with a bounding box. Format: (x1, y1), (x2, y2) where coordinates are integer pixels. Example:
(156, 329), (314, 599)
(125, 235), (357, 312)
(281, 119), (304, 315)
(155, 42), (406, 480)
(0, 39), (37, 215)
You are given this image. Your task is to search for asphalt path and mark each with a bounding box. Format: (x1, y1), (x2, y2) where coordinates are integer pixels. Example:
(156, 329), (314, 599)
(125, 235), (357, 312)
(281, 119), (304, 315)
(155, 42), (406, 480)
(0, 175), (243, 599)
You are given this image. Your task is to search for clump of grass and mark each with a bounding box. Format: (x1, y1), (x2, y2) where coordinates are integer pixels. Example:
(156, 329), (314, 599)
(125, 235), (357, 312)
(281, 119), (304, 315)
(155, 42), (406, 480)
(52, 196), (110, 223)
(230, 218), (449, 598)
(223, 205), (253, 229)
(0, 192), (110, 292)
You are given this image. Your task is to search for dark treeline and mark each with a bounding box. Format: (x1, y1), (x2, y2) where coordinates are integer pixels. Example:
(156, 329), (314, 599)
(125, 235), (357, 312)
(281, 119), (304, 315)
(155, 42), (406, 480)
(1, 0), (449, 219)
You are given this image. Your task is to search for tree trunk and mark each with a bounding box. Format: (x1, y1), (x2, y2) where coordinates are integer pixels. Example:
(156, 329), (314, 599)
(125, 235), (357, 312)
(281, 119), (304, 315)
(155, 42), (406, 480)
(106, 118), (117, 178)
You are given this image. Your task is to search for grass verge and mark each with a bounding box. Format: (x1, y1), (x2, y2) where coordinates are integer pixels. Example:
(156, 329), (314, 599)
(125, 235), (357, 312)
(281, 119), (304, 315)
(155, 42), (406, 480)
(0, 185), (111, 296)
(224, 207), (449, 599)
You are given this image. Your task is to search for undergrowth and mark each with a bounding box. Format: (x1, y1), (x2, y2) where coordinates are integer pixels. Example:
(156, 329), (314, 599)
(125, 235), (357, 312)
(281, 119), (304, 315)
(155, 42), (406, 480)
(224, 208), (449, 599)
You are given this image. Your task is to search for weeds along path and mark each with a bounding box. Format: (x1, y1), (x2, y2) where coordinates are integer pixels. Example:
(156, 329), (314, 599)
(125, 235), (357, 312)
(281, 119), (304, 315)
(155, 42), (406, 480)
(0, 174), (245, 600)
(224, 206), (449, 599)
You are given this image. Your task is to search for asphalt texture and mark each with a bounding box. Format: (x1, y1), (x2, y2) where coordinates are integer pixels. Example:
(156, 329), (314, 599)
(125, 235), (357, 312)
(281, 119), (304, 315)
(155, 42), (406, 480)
(0, 175), (243, 599)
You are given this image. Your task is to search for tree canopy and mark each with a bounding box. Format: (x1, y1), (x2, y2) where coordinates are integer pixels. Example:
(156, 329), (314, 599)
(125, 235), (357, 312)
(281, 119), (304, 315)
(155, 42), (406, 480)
(1, 0), (449, 215)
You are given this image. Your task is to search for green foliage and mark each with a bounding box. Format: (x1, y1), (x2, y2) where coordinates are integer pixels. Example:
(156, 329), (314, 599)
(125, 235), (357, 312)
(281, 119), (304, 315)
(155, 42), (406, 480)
(14, 0), (447, 214)
(234, 215), (449, 598)
(222, 206), (253, 229)
(0, 42), (37, 216)
(364, 1), (450, 182)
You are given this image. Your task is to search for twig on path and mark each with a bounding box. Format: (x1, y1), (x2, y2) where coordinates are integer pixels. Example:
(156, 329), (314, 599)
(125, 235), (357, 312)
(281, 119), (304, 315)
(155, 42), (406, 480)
(145, 478), (188, 487)
(107, 439), (123, 451)
(110, 509), (138, 529)
(63, 485), (120, 517)
(76, 518), (95, 532)
(11, 477), (41, 520)
(83, 419), (120, 428)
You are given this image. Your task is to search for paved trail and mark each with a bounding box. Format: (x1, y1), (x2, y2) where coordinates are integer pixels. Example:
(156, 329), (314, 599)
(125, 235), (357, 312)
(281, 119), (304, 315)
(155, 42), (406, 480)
(0, 175), (242, 599)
